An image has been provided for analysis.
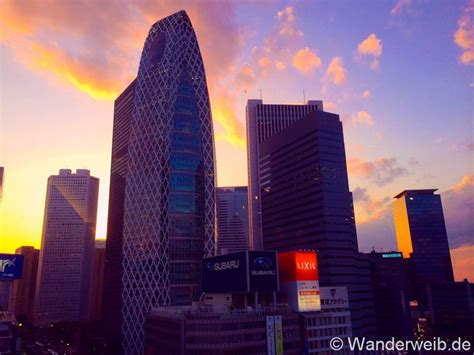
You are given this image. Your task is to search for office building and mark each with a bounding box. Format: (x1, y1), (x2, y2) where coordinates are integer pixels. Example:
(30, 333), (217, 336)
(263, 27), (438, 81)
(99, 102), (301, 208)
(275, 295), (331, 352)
(0, 282), (12, 311)
(246, 100), (322, 251)
(216, 186), (249, 255)
(34, 169), (99, 325)
(0, 311), (20, 354)
(145, 305), (301, 354)
(122, 11), (216, 353)
(248, 100), (375, 336)
(367, 251), (412, 340)
(90, 239), (105, 321)
(11, 246), (39, 322)
(393, 189), (454, 284)
(101, 79), (135, 351)
(301, 287), (352, 354)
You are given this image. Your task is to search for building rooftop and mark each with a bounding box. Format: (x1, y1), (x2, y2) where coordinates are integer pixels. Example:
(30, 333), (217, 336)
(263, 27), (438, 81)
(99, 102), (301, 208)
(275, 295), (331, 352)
(394, 189), (438, 199)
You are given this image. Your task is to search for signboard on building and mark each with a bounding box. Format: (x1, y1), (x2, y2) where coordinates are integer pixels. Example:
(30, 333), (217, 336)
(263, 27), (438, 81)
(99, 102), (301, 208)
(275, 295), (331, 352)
(0, 254), (24, 280)
(202, 251), (279, 293)
(266, 315), (284, 355)
(278, 251), (320, 312)
(319, 287), (349, 309)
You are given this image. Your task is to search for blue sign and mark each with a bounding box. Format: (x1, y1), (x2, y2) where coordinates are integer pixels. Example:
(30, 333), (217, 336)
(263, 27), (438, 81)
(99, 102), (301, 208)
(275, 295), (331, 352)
(382, 252), (402, 258)
(0, 254), (24, 280)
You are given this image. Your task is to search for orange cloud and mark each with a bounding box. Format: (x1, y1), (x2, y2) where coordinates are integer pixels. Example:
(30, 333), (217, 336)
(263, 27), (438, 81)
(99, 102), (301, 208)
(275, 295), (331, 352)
(362, 90), (371, 99)
(352, 187), (391, 224)
(233, 64), (256, 91)
(451, 244), (474, 281)
(326, 57), (346, 85)
(292, 47), (322, 74)
(352, 111), (374, 126)
(375, 131), (384, 141)
(357, 33), (382, 69)
(0, 0), (248, 147)
(454, 3), (474, 65)
(276, 6), (303, 38)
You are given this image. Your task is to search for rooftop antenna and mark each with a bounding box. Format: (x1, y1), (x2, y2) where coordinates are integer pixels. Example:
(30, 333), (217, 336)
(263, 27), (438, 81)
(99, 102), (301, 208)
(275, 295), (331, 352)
(303, 89), (306, 104)
(259, 88), (262, 100)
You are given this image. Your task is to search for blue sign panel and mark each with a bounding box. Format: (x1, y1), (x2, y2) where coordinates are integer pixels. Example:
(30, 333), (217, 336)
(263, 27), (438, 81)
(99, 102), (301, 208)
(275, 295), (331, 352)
(248, 251), (279, 292)
(202, 252), (248, 293)
(0, 254), (24, 280)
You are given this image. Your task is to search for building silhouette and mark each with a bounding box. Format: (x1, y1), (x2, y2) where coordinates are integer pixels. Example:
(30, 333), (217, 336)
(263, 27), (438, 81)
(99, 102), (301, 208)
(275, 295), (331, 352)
(90, 239), (105, 321)
(121, 11), (216, 353)
(216, 187), (249, 255)
(11, 246), (39, 322)
(34, 169), (99, 325)
(101, 79), (135, 352)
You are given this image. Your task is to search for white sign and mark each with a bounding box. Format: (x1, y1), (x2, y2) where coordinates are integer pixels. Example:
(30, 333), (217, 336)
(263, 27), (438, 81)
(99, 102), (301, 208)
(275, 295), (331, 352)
(266, 316), (276, 355)
(297, 280), (321, 312)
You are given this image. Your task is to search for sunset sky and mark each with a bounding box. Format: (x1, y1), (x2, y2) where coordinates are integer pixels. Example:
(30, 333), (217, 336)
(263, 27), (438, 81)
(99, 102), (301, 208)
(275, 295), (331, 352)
(0, 0), (473, 280)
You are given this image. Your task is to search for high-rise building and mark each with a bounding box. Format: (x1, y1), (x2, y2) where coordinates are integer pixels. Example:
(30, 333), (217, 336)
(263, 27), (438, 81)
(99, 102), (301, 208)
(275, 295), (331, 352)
(216, 186), (249, 255)
(247, 101), (376, 337)
(367, 251), (412, 340)
(101, 79), (135, 352)
(246, 100), (322, 251)
(90, 239), (105, 321)
(121, 11), (216, 353)
(11, 246), (39, 322)
(393, 189), (454, 284)
(34, 169), (99, 325)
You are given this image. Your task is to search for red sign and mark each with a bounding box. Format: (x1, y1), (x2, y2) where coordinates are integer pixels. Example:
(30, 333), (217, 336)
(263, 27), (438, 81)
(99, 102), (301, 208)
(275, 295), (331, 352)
(278, 251), (318, 281)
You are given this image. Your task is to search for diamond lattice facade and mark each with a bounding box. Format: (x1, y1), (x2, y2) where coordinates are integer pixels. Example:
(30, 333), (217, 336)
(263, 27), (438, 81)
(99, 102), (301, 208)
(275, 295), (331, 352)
(121, 11), (216, 354)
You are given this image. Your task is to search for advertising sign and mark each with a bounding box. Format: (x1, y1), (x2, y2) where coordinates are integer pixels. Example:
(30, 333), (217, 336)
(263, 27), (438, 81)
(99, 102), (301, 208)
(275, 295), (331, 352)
(274, 315), (283, 355)
(278, 251), (320, 312)
(0, 254), (24, 280)
(248, 251), (279, 292)
(202, 252), (247, 293)
(319, 287), (349, 309)
(266, 316), (276, 355)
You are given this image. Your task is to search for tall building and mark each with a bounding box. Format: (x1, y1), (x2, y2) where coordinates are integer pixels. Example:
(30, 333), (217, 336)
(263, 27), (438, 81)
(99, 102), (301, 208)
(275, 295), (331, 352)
(216, 186), (249, 255)
(90, 239), (105, 321)
(122, 11), (216, 353)
(393, 189), (454, 284)
(11, 246), (39, 322)
(101, 79), (135, 352)
(367, 251), (412, 340)
(247, 101), (375, 337)
(34, 169), (99, 325)
(247, 100), (322, 251)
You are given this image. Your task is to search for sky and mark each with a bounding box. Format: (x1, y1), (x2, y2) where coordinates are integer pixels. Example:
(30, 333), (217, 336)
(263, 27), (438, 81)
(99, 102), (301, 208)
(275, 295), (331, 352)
(0, 0), (473, 280)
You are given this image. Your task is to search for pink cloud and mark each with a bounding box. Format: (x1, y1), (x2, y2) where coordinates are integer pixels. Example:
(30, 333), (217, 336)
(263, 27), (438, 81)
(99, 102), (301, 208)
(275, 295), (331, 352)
(292, 47), (321, 74)
(362, 90), (371, 99)
(325, 57), (346, 85)
(454, 2), (474, 65)
(348, 157), (407, 186)
(357, 33), (383, 69)
(451, 244), (474, 281)
(391, 0), (412, 16)
(352, 111), (375, 126)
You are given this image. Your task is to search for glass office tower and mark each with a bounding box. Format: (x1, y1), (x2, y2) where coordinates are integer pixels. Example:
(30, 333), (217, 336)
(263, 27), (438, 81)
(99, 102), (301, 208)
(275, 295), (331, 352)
(121, 11), (216, 354)
(393, 189), (454, 284)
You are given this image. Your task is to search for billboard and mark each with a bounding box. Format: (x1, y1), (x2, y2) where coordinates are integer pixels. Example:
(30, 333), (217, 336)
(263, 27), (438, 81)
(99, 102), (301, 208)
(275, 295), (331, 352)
(266, 315), (284, 355)
(248, 251), (279, 292)
(278, 251), (320, 312)
(202, 251), (279, 293)
(319, 287), (349, 309)
(0, 254), (24, 280)
(202, 251), (247, 293)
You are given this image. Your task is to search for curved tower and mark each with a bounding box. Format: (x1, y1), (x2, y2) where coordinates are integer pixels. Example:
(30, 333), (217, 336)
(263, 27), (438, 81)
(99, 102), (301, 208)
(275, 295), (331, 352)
(122, 11), (216, 353)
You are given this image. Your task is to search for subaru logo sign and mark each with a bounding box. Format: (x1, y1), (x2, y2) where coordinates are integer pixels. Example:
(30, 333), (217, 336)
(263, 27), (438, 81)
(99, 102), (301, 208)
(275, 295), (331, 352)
(254, 257), (273, 269)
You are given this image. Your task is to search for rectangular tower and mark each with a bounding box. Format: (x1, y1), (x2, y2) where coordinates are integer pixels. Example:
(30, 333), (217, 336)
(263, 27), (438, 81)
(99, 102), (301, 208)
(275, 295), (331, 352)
(249, 102), (376, 337)
(393, 189), (454, 284)
(11, 246), (39, 321)
(101, 79), (135, 351)
(34, 169), (99, 325)
(246, 100), (322, 250)
(216, 186), (249, 255)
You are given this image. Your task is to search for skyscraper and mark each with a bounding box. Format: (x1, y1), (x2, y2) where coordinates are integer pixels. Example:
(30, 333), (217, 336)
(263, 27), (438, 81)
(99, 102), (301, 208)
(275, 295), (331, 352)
(247, 100), (376, 336)
(216, 187), (249, 255)
(101, 79), (135, 352)
(0, 166), (4, 203)
(246, 100), (322, 251)
(11, 246), (39, 322)
(122, 11), (216, 353)
(393, 189), (454, 284)
(34, 169), (99, 325)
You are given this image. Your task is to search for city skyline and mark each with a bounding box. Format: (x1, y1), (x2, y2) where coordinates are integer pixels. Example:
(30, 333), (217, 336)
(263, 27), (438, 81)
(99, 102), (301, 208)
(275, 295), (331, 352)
(0, 0), (473, 281)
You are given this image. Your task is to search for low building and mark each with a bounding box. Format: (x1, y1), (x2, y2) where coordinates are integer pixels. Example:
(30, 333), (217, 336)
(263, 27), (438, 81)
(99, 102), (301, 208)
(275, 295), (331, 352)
(0, 311), (20, 354)
(145, 305), (301, 354)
